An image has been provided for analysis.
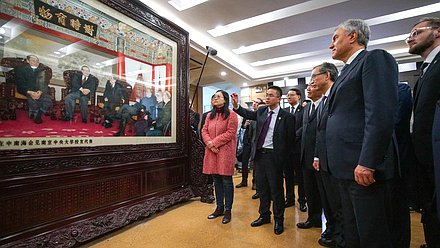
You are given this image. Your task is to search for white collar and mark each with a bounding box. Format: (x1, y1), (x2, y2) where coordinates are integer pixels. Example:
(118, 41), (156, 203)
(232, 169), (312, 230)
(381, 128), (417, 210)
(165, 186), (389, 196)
(425, 45), (440, 64)
(346, 48), (365, 65)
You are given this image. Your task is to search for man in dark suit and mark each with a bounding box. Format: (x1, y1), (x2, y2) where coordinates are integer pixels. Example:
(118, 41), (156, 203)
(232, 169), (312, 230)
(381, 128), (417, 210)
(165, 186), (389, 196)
(433, 101), (440, 225)
(389, 82), (413, 248)
(62, 65), (96, 123)
(296, 84), (323, 231)
(284, 88), (306, 212)
(311, 62), (344, 247)
(326, 19), (398, 247)
(236, 99), (262, 188)
(15, 55), (53, 124)
(407, 17), (440, 247)
(155, 91), (172, 135)
(101, 76), (124, 128)
(231, 86), (295, 235)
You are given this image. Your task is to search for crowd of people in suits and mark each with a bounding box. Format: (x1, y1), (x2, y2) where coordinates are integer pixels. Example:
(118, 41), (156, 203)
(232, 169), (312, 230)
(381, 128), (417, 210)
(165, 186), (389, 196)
(200, 17), (440, 248)
(15, 58), (172, 136)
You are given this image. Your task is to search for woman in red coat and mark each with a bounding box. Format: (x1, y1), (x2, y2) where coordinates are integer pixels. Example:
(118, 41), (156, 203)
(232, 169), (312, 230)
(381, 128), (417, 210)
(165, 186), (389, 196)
(202, 90), (238, 224)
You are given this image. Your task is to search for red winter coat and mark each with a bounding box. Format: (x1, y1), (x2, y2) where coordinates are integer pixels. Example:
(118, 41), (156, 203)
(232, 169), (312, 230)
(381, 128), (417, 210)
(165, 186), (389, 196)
(202, 110), (238, 176)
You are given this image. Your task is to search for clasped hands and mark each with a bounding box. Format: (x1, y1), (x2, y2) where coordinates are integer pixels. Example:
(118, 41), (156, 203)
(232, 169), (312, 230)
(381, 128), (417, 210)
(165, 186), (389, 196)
(207, 141), (219, 154)
(80, 88), (90, 95)
(27, 90), (42, 100)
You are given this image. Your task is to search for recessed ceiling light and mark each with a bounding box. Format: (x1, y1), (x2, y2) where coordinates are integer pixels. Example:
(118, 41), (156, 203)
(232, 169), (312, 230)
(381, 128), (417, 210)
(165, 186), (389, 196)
(207, 0), (349, 37)
(53, 51), (61, 55)
(0, 27), (5, 35)
(220, 71), (227, 76)
(168, 0), (208, 11)
(233, 2), (440, 54)
(243, 82), (248, 87)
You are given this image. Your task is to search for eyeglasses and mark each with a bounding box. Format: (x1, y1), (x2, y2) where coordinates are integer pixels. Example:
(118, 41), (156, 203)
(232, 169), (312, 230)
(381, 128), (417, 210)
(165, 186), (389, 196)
(311, 72), (327, 79)
(405, 26), (438, 43)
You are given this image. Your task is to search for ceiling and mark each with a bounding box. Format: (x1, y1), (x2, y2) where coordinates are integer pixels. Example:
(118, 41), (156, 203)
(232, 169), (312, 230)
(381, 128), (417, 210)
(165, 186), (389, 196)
(140, 0), (440, 87)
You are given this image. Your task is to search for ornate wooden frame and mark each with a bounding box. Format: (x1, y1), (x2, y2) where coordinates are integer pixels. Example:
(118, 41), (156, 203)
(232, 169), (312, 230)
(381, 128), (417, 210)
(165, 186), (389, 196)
(0, 1), (213, 247)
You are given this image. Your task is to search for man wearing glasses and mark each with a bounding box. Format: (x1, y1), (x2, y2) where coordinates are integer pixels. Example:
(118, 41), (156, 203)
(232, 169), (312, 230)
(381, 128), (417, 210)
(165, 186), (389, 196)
(407, 17), (440, 248)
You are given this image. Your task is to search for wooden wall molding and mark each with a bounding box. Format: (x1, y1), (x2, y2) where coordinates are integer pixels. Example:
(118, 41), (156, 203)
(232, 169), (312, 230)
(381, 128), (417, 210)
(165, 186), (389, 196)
(1, 187), (194, 248)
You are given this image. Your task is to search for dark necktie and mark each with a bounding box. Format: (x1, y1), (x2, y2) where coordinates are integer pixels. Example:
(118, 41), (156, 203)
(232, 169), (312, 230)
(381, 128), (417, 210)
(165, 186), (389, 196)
(309, 103), (316, 116)
(82, 77), (87, 84)
(257, 110), (274, 149)
(419, 62), (429, 77)
(317, 96), (327, 120)
(290, 106), (295, 114)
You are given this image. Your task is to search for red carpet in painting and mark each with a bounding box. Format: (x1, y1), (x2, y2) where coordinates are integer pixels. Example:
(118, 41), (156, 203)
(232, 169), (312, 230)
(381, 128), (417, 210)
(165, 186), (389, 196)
(0, 110), (134, 137)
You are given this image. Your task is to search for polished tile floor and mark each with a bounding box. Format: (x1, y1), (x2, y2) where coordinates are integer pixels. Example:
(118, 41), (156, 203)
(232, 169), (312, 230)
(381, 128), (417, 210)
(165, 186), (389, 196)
(82, 174), (425, 248)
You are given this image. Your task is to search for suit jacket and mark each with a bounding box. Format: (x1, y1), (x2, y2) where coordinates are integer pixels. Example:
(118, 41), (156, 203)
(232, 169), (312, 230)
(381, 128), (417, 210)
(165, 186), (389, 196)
(315, 97), (332, 172)
(103, 80), (124, 106)
(413, 51), (440, 181)
(326, 49), (398, 180)
(432, 100), (440, 220)
(234, 105), (296, 168)
(395, 83), (413, 178)
(15, 64), (45, 95)
(284, 105), (304, 154)
(300, 103), (318, 170)
(70, 73), (97, 97)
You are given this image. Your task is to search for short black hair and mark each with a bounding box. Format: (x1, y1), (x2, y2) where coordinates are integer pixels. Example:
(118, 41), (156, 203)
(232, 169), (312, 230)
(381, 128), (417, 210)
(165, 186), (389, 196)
(268, 85), (282, 97)
(288, 88), (302, 99)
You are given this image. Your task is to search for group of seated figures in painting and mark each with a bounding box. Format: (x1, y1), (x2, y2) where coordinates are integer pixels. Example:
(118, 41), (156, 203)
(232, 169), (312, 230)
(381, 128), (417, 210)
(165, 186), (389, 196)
(3, 54), (171, 137)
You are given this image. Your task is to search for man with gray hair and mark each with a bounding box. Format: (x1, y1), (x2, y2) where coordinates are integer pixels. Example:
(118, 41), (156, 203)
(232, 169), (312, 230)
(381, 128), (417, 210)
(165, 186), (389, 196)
(311, 62), (344, 247)
(326, 19), (398, 247)
(406, 17), (440, 247)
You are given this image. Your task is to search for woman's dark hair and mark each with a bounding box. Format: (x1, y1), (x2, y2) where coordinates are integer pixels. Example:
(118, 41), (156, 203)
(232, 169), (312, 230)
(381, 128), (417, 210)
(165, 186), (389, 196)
(210, 90), (230, 120)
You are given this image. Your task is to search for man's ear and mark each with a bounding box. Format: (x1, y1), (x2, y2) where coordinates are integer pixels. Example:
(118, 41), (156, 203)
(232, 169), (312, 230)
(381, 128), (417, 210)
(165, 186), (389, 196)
(434, 28), (440, 38)
(348, 32), (358, 44)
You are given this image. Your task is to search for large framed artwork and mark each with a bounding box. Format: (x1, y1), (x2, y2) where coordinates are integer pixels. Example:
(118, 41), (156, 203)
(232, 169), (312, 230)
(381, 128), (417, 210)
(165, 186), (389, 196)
(0, 1), (200, 247)
(0, 0), (184, 149)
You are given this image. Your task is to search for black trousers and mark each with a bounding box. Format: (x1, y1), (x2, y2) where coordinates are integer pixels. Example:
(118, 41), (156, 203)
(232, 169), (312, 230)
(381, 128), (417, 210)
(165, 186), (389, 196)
(302, 168), (322, 223)
(316, 171), (344, 246)
(255, 149), (285, 221)
(387, 177), (411, 248)
(284, 153), (305, 204)
(338, 179), (393, 248)
(240, 143), (252, 182)
(422, 196), (440, 247)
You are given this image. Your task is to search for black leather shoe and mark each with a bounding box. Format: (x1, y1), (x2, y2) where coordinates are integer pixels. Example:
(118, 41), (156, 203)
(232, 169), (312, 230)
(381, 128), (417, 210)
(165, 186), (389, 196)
(318, 237), (334, 247)
(251, 193), (260, 199)
(82, 119), (87, 124)
(60, 116), (71, 121)
(299, 202), (307, 212)
(420, 244), (428, 248)
(207, 207), (224, 219)
(222, 210), (231, 224)
(251, 217), (270, 227)
(321, 228), (332, 239)
(296, 220), (321, 229)
(274, 220), (284, 235)
(285, 200), (295, 208)
(235, 182), (248, 188)
(34, 112), (43, 124)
